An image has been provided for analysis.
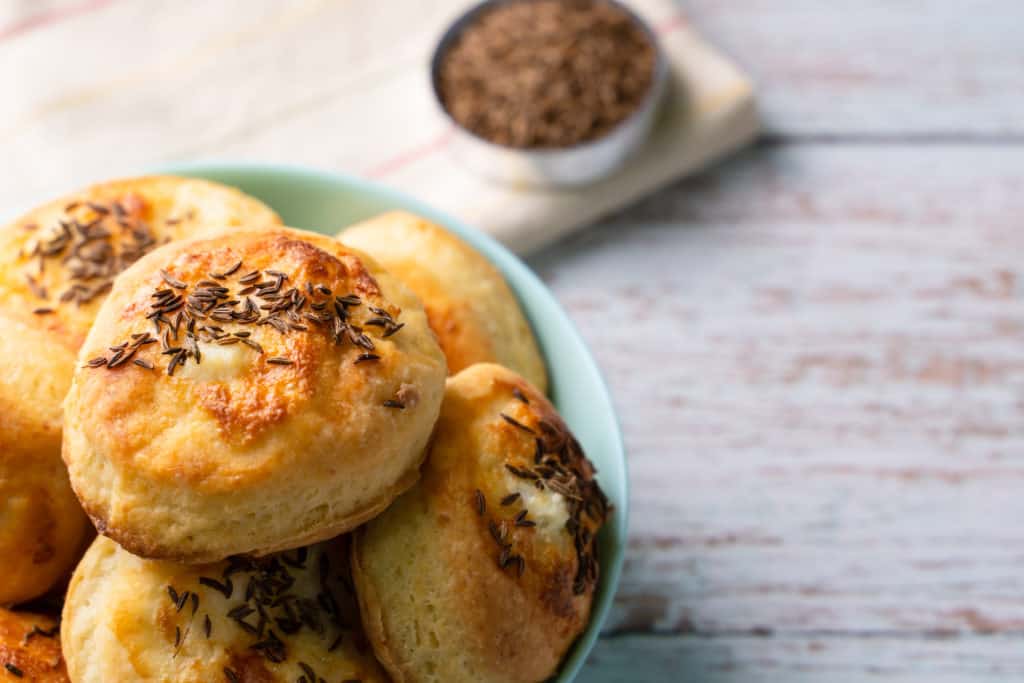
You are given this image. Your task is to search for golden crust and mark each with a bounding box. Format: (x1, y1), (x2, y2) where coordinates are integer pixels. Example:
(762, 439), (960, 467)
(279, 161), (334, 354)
(0, 175), (281, 351)
(63, 228), (447, 562)
(338, 212), (548, 392)
(62, 536), (388, 683)
(352, 363), (608, 683)
(0, 311), (92, 606)
(0, 176), (280, 603)
(0, 608), (69, 681)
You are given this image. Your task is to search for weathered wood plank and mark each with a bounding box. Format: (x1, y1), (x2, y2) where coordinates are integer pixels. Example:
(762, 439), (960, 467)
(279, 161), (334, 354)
(598, 141), (1024, 227)
(682, 0), (1024, 137)
(584, 633), (1024, 682)
(528, 144), (1024, 638)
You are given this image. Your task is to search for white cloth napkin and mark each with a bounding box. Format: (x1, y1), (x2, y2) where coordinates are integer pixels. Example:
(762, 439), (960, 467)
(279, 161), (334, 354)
(0, 0), (756, 253)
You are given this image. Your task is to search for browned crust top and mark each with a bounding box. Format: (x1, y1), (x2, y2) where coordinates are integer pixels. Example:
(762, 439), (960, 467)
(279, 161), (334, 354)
(0, 609), (68, 682)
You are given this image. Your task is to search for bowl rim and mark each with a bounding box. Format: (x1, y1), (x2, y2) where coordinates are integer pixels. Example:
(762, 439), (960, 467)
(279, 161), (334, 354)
(428, 0), (668, 155)
(155, 160), (629, 680)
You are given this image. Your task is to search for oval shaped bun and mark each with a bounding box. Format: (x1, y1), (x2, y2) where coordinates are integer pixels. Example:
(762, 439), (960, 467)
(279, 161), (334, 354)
(62, 536), (387, 683)
(352, 363), (608, 683)
(0, 176), (279, 604)
(0, 608), (69, 681)
(63, 228), (447, 562)
(338, 212), (548, 392)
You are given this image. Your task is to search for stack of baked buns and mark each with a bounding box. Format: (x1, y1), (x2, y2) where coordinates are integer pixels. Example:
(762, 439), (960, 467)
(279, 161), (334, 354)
(0, 179), (608, 682)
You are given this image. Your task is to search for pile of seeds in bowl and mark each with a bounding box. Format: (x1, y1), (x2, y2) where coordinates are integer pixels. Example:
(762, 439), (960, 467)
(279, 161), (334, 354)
(436, 0), (657, 149)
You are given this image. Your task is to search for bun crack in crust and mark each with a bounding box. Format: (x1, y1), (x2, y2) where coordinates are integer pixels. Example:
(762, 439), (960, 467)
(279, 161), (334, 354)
(62, 536), (387, 683)
(0, 608), (68, 681)
(352, 363), (608, 683)
(63, 228), (446, 562)
(0, 176), (281, 605)
(338, 211), (548, 392)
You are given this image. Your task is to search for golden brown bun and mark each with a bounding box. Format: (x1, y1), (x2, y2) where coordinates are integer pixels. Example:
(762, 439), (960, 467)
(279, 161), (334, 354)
(0, 608), (69, 681)
(0, 176), (280, 604)
(0, 311), (92, 606)
(0, 175), (282, 351)
(63, 228), (447, 562)
(62, 536), (387, 683)
(352, 363), (608, 683)
(338, 212), (548, 392)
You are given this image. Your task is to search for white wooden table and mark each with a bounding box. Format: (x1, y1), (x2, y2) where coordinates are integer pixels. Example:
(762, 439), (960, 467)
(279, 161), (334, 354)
(553, 2), (1024, 680)
(3, 2), (1023, 681)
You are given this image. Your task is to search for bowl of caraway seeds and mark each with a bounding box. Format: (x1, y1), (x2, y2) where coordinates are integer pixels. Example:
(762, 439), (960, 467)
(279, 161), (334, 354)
(431, 0), (667, 187)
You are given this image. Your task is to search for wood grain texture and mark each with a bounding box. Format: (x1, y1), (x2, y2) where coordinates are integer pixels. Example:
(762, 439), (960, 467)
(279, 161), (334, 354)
(529, 143), (1024, 679)
(582, 634), (1024, 682)
(681, 0), (1024, 137)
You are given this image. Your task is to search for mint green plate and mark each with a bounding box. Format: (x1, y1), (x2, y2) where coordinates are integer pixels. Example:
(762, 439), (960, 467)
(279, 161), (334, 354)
(158, 162), (627, 682)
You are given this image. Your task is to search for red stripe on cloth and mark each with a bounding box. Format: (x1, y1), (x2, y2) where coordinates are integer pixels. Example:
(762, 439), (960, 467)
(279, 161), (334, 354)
(365, 129), (456, 179)
(0, 0), (115, 43)
(654, 12), (688, 35)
